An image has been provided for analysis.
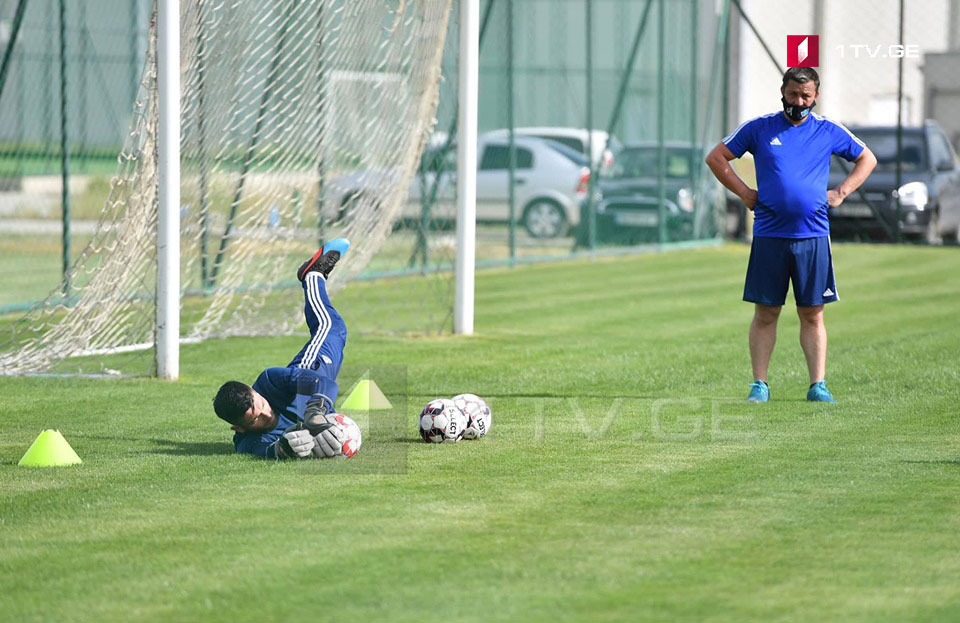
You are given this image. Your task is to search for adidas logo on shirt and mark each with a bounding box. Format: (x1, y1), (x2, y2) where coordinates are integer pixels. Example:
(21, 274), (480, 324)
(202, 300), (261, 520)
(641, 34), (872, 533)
(770, 137), (782, 145)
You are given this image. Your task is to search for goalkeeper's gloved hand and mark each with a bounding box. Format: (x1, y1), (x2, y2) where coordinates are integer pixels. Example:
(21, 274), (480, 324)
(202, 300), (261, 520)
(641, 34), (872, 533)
(271, 424), (315, 459)
(303, 411), (345, 458)
(302, 394), (333, 421)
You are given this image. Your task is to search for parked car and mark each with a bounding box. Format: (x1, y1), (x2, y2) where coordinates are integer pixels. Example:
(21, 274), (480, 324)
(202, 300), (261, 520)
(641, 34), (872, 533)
(485, 127), (621, 171)
(828, 121), (960, 243)
(574, 141), (725, 245)
(327, 132), (591, 238)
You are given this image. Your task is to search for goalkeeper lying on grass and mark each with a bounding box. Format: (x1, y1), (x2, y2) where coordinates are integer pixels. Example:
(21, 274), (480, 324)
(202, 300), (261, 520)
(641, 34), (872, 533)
(212, 238), (352, 460)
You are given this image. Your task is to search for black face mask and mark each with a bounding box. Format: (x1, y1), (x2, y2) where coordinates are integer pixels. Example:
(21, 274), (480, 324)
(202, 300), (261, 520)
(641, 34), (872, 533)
(781, 97), (816, 122)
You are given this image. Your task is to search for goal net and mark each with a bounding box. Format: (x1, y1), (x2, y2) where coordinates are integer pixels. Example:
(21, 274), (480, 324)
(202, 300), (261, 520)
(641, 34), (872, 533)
(0, 0), (453, 376)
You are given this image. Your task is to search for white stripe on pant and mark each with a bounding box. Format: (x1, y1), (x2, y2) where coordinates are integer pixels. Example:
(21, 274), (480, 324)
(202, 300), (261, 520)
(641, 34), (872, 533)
(299, 275), (332, 368)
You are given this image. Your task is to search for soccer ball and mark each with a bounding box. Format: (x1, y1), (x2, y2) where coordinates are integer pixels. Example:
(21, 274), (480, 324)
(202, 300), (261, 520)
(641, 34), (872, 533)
(419, 398), (466, 443)
(332, 413), (362, 457)
(452, 393), (491, 439)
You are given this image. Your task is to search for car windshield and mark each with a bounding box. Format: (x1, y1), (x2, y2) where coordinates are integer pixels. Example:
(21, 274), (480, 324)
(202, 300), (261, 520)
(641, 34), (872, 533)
(544, 140), (589, 166)
(833, 130), (926, 173)
(602, 147), (697, 179)
(534, 135), (584, 153)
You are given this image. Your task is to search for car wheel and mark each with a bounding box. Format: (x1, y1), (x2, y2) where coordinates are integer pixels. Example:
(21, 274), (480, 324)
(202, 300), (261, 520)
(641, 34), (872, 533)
(523, 200), (567, 238)
(950, 226), (960, 246)
(337, 191), (382, 227)
(925, 207), (942, 245)
(336, 192), (361, 224)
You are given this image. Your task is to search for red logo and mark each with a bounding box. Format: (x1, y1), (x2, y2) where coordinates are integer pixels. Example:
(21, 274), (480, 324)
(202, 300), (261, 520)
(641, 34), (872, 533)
(787, 35), (819, 67)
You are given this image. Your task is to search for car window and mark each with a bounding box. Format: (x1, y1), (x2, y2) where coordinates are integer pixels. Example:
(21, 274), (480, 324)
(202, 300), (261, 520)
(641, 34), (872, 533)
(666, 153), (691, 178)
(544, 140), (589, 166)
(532, 135), (584, 154)
(603, 148), (692, 179)
(929, 131), (956, 171)
(834, 130), (926, 173)
(480, 145), (533, 170)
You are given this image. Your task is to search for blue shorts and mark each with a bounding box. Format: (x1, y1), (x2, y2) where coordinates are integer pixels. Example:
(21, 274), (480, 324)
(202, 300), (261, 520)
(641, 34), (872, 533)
(743, 236), (838, 307)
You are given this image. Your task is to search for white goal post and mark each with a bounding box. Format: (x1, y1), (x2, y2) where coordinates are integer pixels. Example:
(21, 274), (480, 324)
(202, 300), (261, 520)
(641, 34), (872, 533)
(455, 0), (478, 337)
(157, 0), (180, 379)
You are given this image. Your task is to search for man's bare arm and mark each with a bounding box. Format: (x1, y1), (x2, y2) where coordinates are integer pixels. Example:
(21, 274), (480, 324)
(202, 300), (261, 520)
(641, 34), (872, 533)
(827, 147), (877, 207)
(705, 143), (757, 210)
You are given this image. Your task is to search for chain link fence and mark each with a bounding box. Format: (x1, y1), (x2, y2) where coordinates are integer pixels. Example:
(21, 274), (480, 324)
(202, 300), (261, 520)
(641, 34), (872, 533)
(2, 0), (733, 334)
(399, 0), (729, 289)
(0, 0), (148, 314)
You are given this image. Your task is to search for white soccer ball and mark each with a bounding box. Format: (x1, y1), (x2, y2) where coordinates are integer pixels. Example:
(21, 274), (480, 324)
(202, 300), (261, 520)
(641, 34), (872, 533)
(419, 398), (466, 443)
(451, 393), (491, 439)
(332, 413), (362, 457)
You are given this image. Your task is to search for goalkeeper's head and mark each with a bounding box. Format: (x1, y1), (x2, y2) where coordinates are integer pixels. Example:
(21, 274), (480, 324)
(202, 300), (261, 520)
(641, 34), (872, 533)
(213, 381), (278, 433)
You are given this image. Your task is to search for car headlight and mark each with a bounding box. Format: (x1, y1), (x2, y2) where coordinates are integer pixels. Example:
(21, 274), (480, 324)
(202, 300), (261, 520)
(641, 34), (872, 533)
(677, 188), (694, 213)
(893, 181), (928, 211)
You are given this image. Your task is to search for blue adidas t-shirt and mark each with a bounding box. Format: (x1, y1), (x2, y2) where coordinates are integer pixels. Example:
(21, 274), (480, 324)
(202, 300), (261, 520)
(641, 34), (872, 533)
(723, 112), (865, 238)
(233, 367), (339, 459)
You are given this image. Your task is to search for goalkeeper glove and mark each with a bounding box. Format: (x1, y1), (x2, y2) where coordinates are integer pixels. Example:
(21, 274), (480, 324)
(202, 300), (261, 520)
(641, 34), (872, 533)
(303, 411), (345, 458)
(271, 424), (315, 459)
(302, 394), (333, 421)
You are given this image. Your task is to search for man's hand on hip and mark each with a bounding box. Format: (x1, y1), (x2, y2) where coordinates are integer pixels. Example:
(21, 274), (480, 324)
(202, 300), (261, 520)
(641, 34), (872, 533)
(741, 189), (758, 211)
(827, 188), (845, 208)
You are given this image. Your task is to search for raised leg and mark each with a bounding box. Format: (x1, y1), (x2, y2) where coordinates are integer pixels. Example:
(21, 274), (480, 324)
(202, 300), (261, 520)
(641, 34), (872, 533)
(288, 273), (347, 376)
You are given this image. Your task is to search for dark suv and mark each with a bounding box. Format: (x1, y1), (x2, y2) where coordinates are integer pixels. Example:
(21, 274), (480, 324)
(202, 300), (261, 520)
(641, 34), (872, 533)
(574, 142), (726, 245)
(828, 122), (960, 243)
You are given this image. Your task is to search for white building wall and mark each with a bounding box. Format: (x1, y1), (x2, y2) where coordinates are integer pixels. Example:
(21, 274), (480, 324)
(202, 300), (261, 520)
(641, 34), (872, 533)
(734, 0), (952, 129)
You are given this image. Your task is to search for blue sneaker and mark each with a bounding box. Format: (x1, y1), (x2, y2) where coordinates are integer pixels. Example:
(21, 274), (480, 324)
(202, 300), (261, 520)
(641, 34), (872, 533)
(747, 380), (769, 403)
(806, 381), (836, 403)
(297, 238), (350, 281)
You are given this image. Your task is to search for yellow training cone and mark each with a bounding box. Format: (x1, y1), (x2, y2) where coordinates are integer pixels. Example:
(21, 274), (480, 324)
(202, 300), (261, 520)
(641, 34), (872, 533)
(18, 430), (82, 467)
(339, 379), (392, 410)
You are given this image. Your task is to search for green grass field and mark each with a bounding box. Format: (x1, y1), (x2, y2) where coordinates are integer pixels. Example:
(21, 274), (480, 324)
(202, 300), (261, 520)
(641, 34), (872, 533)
(1, 243), (959, 622)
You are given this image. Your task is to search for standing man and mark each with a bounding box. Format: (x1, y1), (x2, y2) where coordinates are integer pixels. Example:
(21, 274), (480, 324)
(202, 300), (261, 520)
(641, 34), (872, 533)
(705, 67), (877, 403)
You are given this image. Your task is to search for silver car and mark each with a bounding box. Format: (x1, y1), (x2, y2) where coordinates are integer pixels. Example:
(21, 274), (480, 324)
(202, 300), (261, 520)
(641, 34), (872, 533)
(328, 132), (591, 238)
(486, 127), (621, 171)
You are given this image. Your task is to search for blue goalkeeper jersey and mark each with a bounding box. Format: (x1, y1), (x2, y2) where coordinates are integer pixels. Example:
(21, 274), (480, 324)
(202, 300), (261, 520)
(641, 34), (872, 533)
(233, 367), (339, 459)
(722, 112), (865, 238)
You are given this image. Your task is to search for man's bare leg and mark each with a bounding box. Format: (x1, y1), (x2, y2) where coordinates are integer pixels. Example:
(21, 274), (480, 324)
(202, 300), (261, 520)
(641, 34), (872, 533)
(797, 304), (826, 384)
(750, 304), (782, 383)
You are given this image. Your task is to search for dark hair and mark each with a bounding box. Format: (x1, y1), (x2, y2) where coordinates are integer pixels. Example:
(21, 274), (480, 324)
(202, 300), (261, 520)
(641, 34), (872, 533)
(782, 67), (820, 91)
(213, 381), (253, 425)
